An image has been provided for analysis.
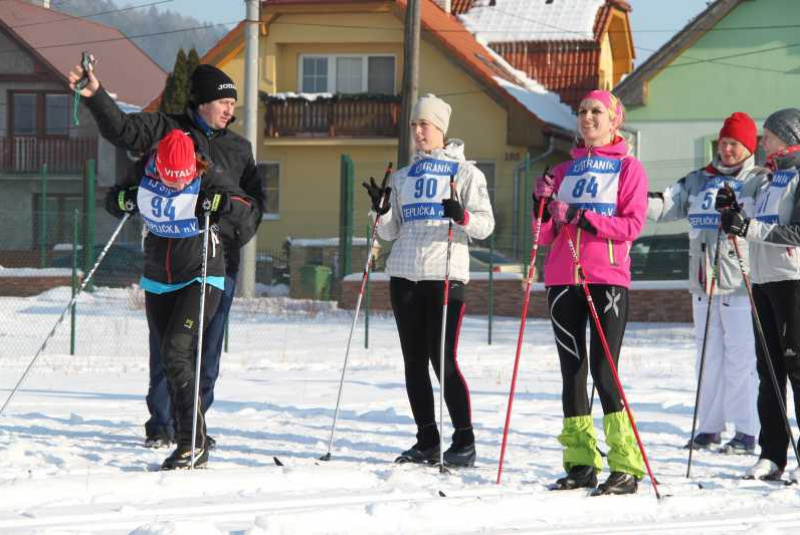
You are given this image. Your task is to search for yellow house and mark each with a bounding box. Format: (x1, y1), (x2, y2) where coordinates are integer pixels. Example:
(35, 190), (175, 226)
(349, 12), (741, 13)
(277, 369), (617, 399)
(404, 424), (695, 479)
(186, 0), (578, 263)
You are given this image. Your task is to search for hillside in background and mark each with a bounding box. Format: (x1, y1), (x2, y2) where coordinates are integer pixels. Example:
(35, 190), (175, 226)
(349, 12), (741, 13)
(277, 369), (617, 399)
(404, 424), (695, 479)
(52, 0), (232, 71)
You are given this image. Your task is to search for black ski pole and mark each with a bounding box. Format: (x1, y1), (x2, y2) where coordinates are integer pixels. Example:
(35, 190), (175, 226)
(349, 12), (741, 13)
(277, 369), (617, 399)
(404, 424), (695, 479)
(687, 228), (724, 478)
(730, 236), (800, 469)
(320, 162), (393, 461)
(0, 213), (131, 417)
(190, 209), (212, 469)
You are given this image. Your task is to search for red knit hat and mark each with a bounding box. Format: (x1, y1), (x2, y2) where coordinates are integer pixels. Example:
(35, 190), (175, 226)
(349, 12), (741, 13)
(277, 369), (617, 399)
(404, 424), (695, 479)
(719, 112), (758, 154)
(155, 130), (197, 186)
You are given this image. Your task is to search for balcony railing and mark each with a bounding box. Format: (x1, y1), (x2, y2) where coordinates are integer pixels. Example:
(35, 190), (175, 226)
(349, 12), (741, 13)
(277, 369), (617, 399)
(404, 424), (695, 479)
(0, 136), (98, 174)
(264, 95), (401, 138)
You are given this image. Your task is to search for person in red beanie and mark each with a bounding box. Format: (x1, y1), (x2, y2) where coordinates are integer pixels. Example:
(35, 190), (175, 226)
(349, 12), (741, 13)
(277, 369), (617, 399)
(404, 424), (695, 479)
(105, 129), (241, 469)
(647, 112), (768, 454)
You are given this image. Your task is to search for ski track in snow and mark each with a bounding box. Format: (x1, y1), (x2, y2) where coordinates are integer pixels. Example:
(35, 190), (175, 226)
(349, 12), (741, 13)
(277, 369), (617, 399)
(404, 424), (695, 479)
(0, 290), (798, 534)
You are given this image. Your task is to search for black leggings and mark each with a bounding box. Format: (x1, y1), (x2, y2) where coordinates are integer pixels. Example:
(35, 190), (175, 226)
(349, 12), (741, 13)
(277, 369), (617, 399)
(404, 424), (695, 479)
(547, 284), (629, 417)
(145, 283), (221, 445)
(752, 280), (800, 469)
(390, 277), (471, 431)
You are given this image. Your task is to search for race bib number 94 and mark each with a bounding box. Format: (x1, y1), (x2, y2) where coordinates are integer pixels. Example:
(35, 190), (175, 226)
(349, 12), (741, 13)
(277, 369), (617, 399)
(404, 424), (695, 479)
(138, 176), (201, 238)
(400, 158), (459, 222)
(558, 156), (621, 216)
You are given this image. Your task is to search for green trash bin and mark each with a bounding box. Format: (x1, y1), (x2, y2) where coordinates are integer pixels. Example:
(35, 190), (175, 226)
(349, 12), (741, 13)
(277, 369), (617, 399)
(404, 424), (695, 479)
(298, 264), (332, 300)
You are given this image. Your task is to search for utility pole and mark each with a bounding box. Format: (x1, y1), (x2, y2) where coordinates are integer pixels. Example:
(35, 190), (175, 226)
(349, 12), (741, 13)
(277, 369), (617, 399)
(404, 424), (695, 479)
(397, 0), (420, 168)
(240, 0), (260, 298)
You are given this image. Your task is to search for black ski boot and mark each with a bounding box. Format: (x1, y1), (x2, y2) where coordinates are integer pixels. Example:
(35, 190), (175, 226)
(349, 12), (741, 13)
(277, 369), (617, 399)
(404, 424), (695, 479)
(552, 465), (598, 490)
(144, 429), (173, 449)
(161, 444), (209, 470)
(396, 423), (440, 464)
(162, 382), (207, 471)
(443, 427), (476, 468)
(591, 471), (638, 496)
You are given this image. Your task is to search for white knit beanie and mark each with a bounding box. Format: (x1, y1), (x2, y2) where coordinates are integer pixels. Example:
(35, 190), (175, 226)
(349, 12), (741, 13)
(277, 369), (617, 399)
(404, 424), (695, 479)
(411, 94), (452, 135)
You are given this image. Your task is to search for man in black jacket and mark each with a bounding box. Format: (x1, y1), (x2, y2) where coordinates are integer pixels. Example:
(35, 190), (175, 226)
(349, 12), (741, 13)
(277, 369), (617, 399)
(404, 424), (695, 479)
(69, 62), (266, 448)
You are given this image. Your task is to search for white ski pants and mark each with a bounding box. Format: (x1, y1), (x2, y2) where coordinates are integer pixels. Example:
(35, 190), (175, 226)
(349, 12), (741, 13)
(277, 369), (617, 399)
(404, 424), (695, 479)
(692, 293), (758, 436)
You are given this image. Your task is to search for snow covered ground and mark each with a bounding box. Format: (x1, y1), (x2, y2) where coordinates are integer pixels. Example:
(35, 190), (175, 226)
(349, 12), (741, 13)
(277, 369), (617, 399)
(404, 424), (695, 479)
(1, 288), (799, 534)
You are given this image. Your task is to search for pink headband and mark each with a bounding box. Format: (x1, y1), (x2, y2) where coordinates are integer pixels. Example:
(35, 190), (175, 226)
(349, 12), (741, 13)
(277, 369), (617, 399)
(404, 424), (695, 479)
(581, 90), (624, 130)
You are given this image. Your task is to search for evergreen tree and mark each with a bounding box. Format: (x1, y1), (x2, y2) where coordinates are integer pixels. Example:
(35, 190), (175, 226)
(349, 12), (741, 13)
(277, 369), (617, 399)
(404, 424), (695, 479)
(187, 48), (201, 81)
(158, 73), (176, 113)
(171, 49), (190, 112)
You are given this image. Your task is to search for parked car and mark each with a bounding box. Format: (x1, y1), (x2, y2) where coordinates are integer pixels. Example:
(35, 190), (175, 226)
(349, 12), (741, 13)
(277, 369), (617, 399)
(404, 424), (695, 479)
(51, 243), (143, 287)
(469, 247), (524, 274)
(630, 233), (689, 281)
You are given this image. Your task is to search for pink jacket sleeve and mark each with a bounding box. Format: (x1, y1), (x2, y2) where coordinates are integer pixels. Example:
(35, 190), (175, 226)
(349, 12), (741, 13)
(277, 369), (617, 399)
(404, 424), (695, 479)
(581, 157), (648, 241)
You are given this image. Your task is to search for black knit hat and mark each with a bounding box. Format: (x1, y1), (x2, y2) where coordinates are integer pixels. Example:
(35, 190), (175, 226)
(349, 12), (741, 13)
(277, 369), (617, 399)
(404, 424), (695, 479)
(764, 108), (800, 147)
(190, 64), (237, 106)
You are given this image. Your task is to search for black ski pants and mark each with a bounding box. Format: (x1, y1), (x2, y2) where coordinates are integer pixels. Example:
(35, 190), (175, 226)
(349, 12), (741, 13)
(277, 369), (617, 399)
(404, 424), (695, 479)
(390, 277), (471, 437)
(752, 280), (800, 469)
(547, 284), (629, 417)
(145, 283), (221, 447)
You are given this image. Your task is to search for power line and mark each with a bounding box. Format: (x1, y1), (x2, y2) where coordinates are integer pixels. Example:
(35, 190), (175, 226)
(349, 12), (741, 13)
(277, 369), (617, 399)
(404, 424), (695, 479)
(5, 0), (175, 30)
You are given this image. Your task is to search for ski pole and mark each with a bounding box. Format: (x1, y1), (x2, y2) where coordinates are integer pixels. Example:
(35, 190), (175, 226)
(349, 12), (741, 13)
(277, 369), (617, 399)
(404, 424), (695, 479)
(562, 226), (662, 499)
(687, 228), (723, 478)
(496, 195), (547, 484)
(190, 210), (211, 469)
(730, 236), (800, 469)
(438, 176), (457, 474)
(320, 162), (393, 461)
(0, 213), (131, 417)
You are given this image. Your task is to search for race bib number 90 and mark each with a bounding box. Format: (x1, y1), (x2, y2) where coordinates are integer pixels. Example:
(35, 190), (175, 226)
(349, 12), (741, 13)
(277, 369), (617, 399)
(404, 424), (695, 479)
(400, 158), (459, 222)
(558, 156), (621, 216)
(138, 176), (201, 238)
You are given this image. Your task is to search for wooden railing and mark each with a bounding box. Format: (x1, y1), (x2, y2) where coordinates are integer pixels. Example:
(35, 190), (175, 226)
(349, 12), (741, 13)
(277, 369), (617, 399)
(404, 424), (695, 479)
(265, 96), (401, 138)
(0, 137), (98, 174)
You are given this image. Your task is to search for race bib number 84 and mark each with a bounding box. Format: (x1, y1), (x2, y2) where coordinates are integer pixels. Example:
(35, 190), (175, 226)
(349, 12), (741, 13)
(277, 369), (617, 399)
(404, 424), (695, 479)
(558, 156), (621, 216)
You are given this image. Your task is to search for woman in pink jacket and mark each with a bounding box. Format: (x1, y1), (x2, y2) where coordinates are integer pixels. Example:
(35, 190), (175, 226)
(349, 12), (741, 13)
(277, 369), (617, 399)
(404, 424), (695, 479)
(534, 90), (648, 496)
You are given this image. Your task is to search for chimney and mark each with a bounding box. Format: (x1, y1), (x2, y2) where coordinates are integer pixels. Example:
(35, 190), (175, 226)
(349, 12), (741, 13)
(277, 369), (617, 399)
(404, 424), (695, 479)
(433, 0), (452, 14)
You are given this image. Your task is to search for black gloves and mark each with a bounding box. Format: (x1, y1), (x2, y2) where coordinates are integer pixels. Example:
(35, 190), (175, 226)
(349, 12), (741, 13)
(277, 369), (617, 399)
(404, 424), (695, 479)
(196, 190), (230, 222)
(531, 193), (553, 223)
(721, 210), (749, 237)
(105, 186), (138, 218)
(362, 177), (391, 215)
(442, 198), (466, 224)
(715, 184), (740, 213)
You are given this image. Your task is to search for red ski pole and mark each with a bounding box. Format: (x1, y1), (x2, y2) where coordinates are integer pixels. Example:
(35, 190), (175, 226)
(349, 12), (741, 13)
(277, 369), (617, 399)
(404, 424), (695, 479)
(438, 176), (457, 473)
(496, 195), (548, 484)
(562, 226), (661, 499)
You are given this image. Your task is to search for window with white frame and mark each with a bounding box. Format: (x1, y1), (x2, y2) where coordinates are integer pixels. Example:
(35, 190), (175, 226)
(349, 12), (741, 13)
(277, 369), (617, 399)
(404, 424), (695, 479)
(299, 54), (396, 94)
(258, 162), (280, 219)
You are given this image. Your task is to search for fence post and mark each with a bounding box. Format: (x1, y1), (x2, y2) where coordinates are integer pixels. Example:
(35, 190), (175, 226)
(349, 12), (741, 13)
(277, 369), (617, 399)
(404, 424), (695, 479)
(224, 314), (229, 353)
(488, 232), (494, 345)
(70, 209), (78, 355)
(364, 222), (370, 349)
(82, 159), (96, 290)
(338, 154), (354, 286)
(40, 163), (48, 268)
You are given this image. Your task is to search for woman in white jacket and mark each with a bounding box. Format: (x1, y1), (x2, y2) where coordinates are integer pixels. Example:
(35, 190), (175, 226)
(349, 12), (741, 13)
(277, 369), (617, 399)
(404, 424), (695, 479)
(363, 94), (494, 467)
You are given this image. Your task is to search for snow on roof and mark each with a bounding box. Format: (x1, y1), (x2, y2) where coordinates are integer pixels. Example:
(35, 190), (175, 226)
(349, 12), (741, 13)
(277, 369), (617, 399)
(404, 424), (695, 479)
(460, 0), (606, 43)
(480, 45), (576, 131)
